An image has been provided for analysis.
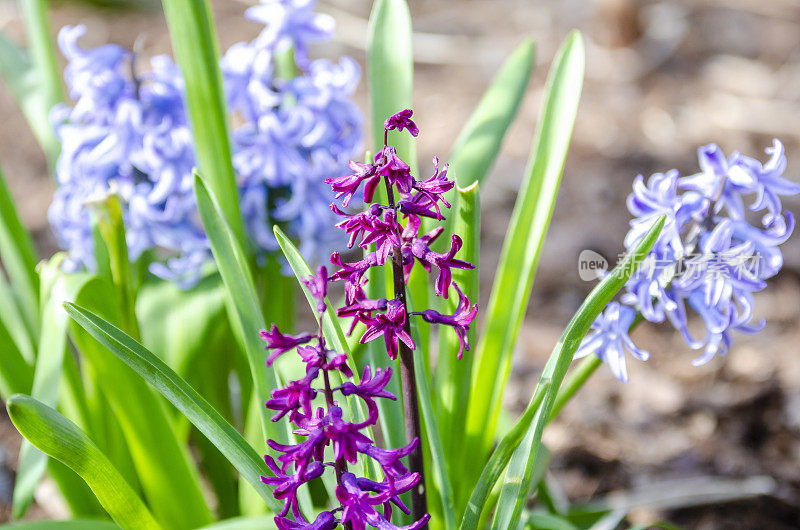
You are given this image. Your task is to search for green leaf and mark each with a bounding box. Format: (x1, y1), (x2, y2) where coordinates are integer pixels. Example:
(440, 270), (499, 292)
(490, 216), (665, 530)
(136, 274), (228, 375)
(193, 173), (283, 442)
(461, 215), (664, 530)
(0, 26), (60, 164)
(434, 183), (479, 484)
(449, 39), (535, 187)
(18, 0), (63, 163)
(0, 163), (39, 341)
(0, 312), (33, 399)
(89, 195), (139, 339)
(161, 0), (244, 245)
(0, 521), (120, 529)
(523, 511), (579, 530)
(64, 302), (283, 513)
(0, 265), (35, 365)
(197, 516), (276, 530)
(367, 0), (417, 170)
(463, 31), (585, 469)
(6, 395), (161, 530)
(67, 278), (214, 529)
(13, 267), (98, 519)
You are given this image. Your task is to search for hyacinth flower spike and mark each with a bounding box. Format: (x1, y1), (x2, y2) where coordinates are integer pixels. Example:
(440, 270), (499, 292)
(580, 140), (798, 381)
(325, 109), (477, 524)
(260, 266), (430, 530)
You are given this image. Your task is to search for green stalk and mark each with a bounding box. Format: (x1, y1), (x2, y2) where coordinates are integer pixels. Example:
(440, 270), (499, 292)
(90, 195), (139, 339)
(161, 0), (244, 245)
(19, 0), (63, 164)
(548, 354), (601, 420)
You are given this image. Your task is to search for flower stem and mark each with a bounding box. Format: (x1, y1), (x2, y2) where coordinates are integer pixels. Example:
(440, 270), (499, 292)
(383, 178), (428, 524)
(317, 315), (353, 530)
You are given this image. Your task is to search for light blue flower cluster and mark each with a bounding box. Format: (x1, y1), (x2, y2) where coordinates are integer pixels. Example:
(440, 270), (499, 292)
(577, 140), (798, 381)
(49, 0), (362, 287)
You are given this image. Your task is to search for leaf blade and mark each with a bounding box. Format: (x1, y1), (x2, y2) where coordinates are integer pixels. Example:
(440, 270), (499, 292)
(460, 215), (665, 530)
(449, 39), (535, 187)
(7, 395), (161, 530)
(161, 0), (244, 244)
(463, 31), (585, 467)
(64, 302), (282, 512)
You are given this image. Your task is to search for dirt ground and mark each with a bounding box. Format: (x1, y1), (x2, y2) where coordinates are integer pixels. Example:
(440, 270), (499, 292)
(1, 0), (800, 527)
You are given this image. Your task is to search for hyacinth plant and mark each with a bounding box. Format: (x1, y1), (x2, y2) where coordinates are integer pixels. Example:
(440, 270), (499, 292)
(0, 1), (795, 530)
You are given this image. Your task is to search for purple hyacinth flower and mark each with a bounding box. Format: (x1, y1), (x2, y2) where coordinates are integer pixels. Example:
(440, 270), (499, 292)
(337, 472), (430, 530)
(325, 160), (379, 207)
(337, 297), (388, 335)
(356, 473), (420, 519)
(384, 109), (419, 137)
(330, 251), (379, 305)
(302, 265), (329, 313)
(416, 283), (477, 359)
(260, 324), (315, 365)
(375, 146), (414, 194)
(409, 156), (454, 219)
(360, 300), (415, 360)
(262, 456), (324, 517)
(274, 511), (338, 530)
(359, 209), (402, 264)
(575, 302), (650, 383)
(410, 234), (475, 298)
(321, 407), (375, 462)
(340, 366), (397, 407)
(356, 438), (418, 481)
(266, 368), (319, 421)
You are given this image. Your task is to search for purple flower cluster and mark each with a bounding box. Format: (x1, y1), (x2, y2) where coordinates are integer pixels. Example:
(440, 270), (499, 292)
(326, 110), (478, 360)
(49, 0), (361, 287)
(577, 140), (799, 381)
(260, 266), (430, 530)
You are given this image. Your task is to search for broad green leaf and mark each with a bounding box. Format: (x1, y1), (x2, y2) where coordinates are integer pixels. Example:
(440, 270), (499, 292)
(0, 314), (33, 399)
(463, 31), (585, 469)
(480, 215), (664, 530)
(0, 24), (60, 164)
(14, 267), (98, 519)
(0, 163), (39, 341)
(523, 512), (579, 530)
(549, 354), (602, 420)
(193, 173), (283, 442)
(89, 195), (139, 338)
(136, 274), (228, 375)
(461, 216), (664, 530)
(0, 521), (119, 529)
(0, 268), (35, 365)
(367, 0), (417, 171)
(435, 182), (479, 474)
(6, 395), (161, 530)
(161, 0), (244, 244)
(64, 302), (283, 513)
(198, 516), (276, 530)
(19, 0), (63, 163)
(449, 39), (535, 187)
(67, 279), (213, 529)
